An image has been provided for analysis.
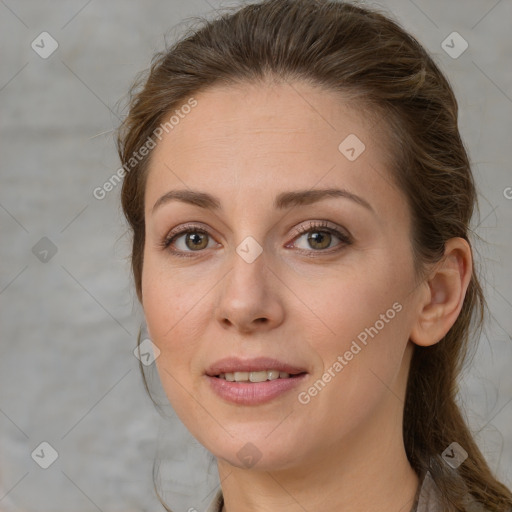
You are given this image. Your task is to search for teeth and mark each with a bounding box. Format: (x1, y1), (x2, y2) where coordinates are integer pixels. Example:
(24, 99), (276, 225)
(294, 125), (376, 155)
(249, 371), (268, 383)
(217, 370), (296, 382)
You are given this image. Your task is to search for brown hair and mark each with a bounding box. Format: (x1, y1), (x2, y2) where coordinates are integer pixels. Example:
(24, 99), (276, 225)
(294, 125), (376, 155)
(116, 1), (512, 510)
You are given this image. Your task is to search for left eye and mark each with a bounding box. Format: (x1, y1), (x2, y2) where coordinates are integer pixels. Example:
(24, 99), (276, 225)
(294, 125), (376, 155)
(291, 228), (345, 251)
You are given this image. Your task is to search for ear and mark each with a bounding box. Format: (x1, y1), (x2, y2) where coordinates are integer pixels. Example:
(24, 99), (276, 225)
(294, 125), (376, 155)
(410, 237), (473, 347)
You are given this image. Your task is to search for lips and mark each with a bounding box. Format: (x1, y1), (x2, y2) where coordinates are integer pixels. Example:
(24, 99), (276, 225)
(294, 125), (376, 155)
(205, 356), (307, 377)
(205, 357), (308, 405)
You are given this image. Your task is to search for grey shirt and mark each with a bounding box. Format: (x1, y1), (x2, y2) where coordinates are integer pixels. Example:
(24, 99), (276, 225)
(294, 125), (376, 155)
(204, 471), (445, 512)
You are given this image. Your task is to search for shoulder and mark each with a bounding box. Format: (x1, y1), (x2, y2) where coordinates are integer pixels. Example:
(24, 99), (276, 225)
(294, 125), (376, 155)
(416, 471), (443, 512)
(417, 471), (491, 512)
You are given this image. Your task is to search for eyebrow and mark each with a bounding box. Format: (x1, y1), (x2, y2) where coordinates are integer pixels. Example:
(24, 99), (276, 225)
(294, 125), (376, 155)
(151, 187), (375, 215)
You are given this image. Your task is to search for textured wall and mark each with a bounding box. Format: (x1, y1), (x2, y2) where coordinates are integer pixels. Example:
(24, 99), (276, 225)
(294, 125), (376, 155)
(1, 0), (511, 511)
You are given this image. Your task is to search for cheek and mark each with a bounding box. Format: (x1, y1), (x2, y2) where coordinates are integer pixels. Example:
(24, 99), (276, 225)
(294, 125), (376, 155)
(297, 299), (409, 442)
(141, 271), (197, 395)
(141, 268), (204, 417)
(308, 253), (410, 350)
(141, 255), (217, 398)
(142, 253), (202, 344)
(301, 248), (413, 402)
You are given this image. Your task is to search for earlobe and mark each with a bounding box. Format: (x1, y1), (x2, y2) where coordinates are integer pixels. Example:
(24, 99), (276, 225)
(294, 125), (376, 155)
(410, 237), (473, 348)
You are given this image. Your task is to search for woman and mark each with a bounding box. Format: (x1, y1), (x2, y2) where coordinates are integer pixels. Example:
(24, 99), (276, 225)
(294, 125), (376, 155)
(116, 0), (512, 510)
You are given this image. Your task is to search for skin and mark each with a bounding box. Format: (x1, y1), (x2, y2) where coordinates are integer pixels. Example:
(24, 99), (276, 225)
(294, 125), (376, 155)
(141, 80), (472, 512)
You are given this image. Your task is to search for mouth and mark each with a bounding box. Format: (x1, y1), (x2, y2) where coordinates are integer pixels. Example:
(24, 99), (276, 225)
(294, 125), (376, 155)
(214, 370), (306, 382)
(205, 357), (308, 405)
(205, 356), (308, 381)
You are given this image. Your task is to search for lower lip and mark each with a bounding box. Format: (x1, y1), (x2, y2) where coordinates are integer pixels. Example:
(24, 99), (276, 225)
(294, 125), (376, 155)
(206, 374), (308, 405)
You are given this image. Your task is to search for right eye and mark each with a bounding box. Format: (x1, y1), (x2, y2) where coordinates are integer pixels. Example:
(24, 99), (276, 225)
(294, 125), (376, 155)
(160, 224), (219, 257)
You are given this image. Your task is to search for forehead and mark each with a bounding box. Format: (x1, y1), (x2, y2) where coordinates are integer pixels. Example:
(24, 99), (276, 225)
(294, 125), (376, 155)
(153, 80), (382, 151)
(144, 80), (401, 218)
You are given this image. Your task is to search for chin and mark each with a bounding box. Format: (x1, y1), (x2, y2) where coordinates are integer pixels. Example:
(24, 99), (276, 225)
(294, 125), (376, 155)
(203, 430), (311, 472)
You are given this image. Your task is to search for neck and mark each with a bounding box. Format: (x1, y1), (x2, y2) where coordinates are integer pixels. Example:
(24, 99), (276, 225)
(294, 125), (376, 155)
(218, 434), (419, 512)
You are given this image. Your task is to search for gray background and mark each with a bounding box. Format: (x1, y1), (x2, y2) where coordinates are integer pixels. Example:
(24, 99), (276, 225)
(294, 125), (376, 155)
(1, 0), (511, 511)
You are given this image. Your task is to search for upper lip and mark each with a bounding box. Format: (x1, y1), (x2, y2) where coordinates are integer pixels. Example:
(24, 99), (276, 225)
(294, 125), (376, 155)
(205, 357), (307, 376)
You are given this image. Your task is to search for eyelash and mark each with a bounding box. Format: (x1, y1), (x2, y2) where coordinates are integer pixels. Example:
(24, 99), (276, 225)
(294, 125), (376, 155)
(159, 220), (352, 258)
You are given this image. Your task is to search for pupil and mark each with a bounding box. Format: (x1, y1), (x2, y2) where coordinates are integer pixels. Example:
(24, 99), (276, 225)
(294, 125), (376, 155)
(309, 231), (329, 249)
(188, 233), (205, 248)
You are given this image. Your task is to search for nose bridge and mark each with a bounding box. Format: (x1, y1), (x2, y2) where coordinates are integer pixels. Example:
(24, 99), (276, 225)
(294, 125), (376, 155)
(223, 198), (269, 281)
(226, 234), (267, 302)
(214, 232), (284, 331)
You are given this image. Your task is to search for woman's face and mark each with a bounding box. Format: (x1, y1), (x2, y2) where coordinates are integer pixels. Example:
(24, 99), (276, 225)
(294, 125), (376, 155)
(141, 80), (424, 471)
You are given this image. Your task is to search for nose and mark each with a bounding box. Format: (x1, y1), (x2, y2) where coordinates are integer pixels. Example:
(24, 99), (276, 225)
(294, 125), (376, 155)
(214, 247), (285, 334)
